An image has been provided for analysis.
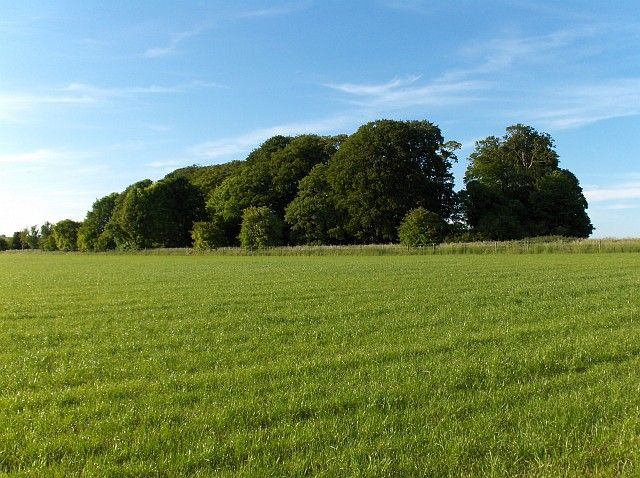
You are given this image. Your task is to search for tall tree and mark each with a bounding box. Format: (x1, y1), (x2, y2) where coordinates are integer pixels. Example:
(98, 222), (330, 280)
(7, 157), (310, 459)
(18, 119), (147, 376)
(206, 134), (340, 244)
(108, 177), (205, 249)
(462, 124), (592, 239)
(327, 120), (458, 243)
(284, 164), (343, 245)
(52, 220), (82, 251)
(10, 231), (22, 250)
(530, 169), (593, 237)
(77, 193), (119, 251)
(164, 160), (244, 198)
(39, 222), (57, 251)
(26, 226), (40, 249)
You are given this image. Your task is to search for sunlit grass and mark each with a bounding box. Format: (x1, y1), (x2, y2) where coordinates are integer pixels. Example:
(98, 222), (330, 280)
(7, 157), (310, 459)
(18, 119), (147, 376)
(1, 253), (639, 476)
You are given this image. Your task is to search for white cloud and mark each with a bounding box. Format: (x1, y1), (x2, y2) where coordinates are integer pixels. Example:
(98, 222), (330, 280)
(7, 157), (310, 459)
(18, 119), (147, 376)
(325, 76), (489, 109)
(530, 78), (640, 129)
(0, 149), (64, 165)
(325, 75), (421, 96)
(237, 2), (312, 19)
(144, 27), (204, 58)
(63, 80), (225, 98)
(605, 203), (639, 210)
(0, 92), (95, 109)
(456, 26), (600, 77)
(379, 0), (432, 15)
(584, 182), (640, 202)
(146, 160), (187, 169)
(191, 114), (358, 161)
(0, 80), (224, 122)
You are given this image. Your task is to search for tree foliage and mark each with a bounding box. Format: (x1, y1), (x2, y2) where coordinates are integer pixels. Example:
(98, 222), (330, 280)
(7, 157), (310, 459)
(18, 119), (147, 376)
(238, 206), (283, 249)
(53, 220), (82, 251)
(462, 124), (592, 239)
(77, 193), (119, 251)
(10, 231), (23, 250)
(285, 164), (343, 245)
(530, 169), (593, 237)
(164, 161), (244, 198)
(4, 120), (593, 248)
(206, 134), (341, 245)
(39, 222), (57, 251)
(398, 208), (446, 246)
(191, 219), (228, 250)
(108, 177), (206, 249)
(327, 120), (457, 243)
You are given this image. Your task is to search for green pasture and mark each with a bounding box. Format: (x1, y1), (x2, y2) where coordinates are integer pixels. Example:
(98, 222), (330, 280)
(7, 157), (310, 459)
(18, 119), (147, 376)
(1, 253), (639, 476)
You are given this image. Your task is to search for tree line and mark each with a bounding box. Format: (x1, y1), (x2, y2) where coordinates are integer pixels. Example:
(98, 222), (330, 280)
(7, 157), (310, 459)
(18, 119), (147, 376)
(0, 120), (593, 251)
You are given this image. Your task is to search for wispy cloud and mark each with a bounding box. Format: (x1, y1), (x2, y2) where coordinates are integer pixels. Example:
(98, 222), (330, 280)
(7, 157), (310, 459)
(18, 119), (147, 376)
(529, 78), (640, 129)
(325, 75), (489, 109)
(63, 80), (225, 98)
(0, 80), (224, 119)
(324, 27), (599, 112)
(584, 181), (640, 202)
(191, 114), (358, 161)
(237, 1), (312, 19)
(378, 0), (431, 15)
(0, 92), (95, 108)
(144, 27), (204, 58)
(604, 203), (639, 210)
(449, 26), (602, 81)
(0, 149), (64, 165)
(146, 159), (187, 169)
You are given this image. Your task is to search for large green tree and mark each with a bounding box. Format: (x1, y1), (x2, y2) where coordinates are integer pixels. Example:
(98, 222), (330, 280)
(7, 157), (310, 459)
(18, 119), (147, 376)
(462, 124), (592, 239)
(108, 177), (205, 249)
(39, 222), (57, 251)
(326, 120), (458, 243)
(77, 193), (119, 251)
(10, 231), (23, 250)
(530, 169), (593, 237)
(284, 164), (343, 245)
(164, 160), (244, 198)
(206, 134), (341, 244)
(52, 219), (82, 251)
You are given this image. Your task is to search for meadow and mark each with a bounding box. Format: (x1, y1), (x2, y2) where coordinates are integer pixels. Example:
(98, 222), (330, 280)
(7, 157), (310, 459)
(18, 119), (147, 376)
(1, 252), (639, 477)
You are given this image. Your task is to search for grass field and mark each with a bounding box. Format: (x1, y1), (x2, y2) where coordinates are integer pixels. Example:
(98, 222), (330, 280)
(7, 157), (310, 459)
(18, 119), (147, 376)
(1, 253), (639, 477)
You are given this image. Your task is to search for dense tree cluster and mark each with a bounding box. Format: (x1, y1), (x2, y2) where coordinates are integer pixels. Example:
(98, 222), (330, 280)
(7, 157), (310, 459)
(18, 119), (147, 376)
(3, 120), (593, 251)
(461, 125), (592, 239)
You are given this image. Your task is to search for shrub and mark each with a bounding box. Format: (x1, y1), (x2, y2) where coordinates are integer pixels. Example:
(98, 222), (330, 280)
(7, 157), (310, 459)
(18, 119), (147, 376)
(238, 206), (283, 249)
(52, 219), (82, 252)
(191, 220), (228, 250)
(398, 208), (446, 246)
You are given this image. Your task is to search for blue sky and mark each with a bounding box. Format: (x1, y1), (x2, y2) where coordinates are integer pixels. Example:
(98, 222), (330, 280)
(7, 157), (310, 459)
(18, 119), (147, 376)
(1, 0), (639, 237)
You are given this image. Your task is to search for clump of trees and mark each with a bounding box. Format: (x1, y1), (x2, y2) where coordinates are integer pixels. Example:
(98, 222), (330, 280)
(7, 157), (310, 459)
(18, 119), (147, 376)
(2, 121), (593, 252)
(461, 124), (592, 239)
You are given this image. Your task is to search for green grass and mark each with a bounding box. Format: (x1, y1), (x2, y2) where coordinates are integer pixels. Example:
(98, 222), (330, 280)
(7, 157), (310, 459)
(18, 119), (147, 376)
(1, 253), (639, 477)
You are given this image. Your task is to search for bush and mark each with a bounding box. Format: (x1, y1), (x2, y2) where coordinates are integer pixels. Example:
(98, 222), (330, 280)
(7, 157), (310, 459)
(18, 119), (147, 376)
(52, 219), (82, 252)
(238, 206), (283, 249)
(95, 230), (117, 251)
(398, 208), (446, 246)
(0, 236), (7, 251)
(191, 220), (228, 250)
